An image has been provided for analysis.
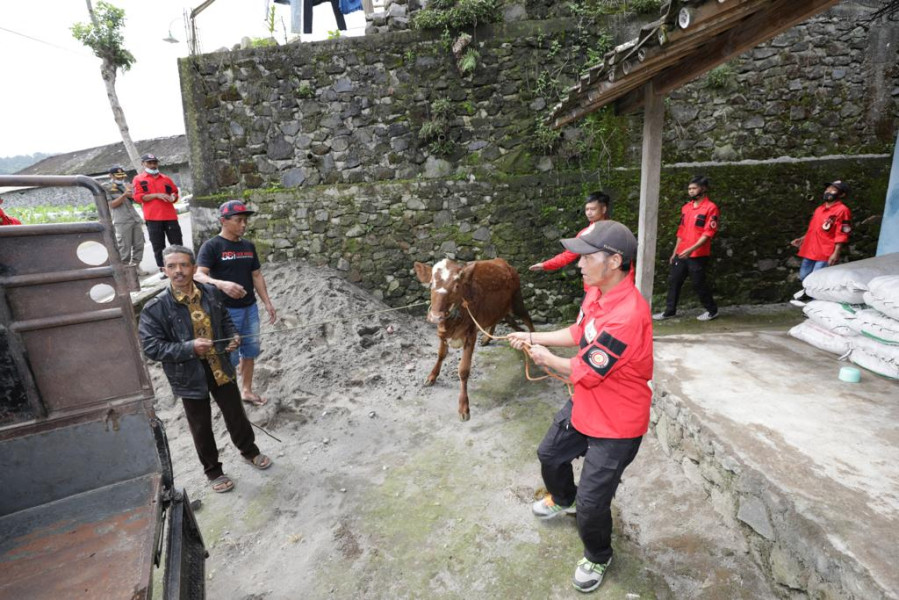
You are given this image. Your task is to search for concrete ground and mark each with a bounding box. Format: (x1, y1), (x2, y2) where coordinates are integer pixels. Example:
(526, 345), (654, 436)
(652, 313), (899, 599)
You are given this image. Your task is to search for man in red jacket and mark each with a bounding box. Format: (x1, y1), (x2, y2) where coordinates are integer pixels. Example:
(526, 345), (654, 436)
(530, 192), (610, 273)
(791, 180), (852, 281)
(653, 176), (720, 322)
(132, 153), (183, 275)
(509, 220), (653, 593)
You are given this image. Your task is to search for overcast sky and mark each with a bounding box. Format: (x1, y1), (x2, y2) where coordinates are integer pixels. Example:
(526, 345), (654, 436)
(0, 0), (366, 158)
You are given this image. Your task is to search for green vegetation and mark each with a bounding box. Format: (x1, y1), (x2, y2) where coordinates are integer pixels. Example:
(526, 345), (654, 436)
(418, 98), (456, 156)
(6, 204), (98, 224)
(412, 0), (501, 31)
(706, 62), (736, 90)
(296, 82), (314, 99)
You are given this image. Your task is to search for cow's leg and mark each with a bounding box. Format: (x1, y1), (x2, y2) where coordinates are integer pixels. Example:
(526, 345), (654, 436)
(511, 289), (536, 332)
(457, 336), (476, 421)
(479, 324), (495, 347)
(425, 337), (448, 386)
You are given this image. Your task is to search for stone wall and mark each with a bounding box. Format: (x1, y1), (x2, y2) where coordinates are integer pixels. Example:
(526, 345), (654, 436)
(180, 1), (896, 317)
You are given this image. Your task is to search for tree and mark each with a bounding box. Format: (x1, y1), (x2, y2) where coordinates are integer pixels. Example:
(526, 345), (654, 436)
(71, 1), (142, 171)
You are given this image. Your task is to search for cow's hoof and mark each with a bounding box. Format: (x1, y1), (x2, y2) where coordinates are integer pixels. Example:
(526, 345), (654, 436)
(424, 378), (436, 387)
(459, 412), (470, 422)
(479, 336), (492, 347)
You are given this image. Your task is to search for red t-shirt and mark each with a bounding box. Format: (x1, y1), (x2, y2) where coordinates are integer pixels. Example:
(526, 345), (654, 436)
(567, 278), (654, 438)
(798, 201), (851, 262)
(132, 172), (179, 221)
(676, 197), (719, 258)
(541, 222), (595, 271)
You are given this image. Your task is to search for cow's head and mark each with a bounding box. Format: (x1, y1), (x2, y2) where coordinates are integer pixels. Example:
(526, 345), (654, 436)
(414, 259), (467, 325)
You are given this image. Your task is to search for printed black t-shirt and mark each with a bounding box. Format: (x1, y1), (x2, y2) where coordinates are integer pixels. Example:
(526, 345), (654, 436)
(197, 235), (261, 308)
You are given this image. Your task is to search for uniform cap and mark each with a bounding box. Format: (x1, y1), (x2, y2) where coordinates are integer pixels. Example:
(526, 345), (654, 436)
(219, 200), (256, 218)
(824, 180), (849, 195)
(561, 220), (637, 262)
(141, 153), (159, 162)
(108, 165), (126, 175)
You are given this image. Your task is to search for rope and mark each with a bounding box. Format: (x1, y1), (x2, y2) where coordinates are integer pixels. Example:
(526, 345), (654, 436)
(460, 300), (574, 397)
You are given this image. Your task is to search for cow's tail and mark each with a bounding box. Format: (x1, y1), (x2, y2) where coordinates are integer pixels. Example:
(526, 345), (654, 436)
(511, 288), (535, 332)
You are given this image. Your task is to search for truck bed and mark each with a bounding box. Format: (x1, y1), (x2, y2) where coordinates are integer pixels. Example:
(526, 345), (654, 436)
(0, 473), (163, 600)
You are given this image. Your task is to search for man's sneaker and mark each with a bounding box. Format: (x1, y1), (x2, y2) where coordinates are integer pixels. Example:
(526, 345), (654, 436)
(532, 495), (576, 519)
(652, 312), (675, 321)
(696, 311), (719, 321)
(572, 557), (612, 593)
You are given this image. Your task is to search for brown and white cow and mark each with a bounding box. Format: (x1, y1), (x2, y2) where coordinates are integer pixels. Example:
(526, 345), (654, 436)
(413, 258), (535, 421)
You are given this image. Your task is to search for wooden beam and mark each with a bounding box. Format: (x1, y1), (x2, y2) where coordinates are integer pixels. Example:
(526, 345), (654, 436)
(617, 0), (841, 114)
(636, 84), (665, 306)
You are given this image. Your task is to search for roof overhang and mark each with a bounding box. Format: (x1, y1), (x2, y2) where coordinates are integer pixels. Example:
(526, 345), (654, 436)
(550, 0), (842, 127)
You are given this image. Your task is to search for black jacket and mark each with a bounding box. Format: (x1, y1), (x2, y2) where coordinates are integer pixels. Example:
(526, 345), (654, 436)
(139, 283), (237, 398)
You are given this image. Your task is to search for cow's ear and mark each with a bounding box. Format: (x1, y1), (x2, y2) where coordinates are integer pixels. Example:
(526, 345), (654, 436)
(413, 262), (432, 284)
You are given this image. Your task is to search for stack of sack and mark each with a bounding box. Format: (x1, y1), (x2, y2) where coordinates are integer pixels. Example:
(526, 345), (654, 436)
(789, 252), (899, 380)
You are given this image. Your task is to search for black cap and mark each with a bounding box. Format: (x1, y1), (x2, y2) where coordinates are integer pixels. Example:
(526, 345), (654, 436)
(108, 165), (126, 175)
(561, 220), (637, 262)
(219, 200), (256, 218)
(825, 180), (849, 195)
(141, 153), (159, 162)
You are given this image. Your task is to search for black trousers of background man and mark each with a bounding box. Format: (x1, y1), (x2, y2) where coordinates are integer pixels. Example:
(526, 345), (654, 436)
(536, 400), (643, 565)
(146, 219), (183, 268)
(303, 0), (347, 34)
(664, 256), (718, 316)
(181, 362), (259, 481)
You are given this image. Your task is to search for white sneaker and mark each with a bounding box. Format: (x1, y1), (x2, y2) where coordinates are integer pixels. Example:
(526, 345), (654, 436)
(652, 312), (675, 321)
(572, 556), (612, 593)
(696, 311), (719, 321)
(532, 495), (576, 519)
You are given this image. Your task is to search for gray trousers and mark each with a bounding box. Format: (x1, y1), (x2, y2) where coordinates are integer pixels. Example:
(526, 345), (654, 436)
(115, 221), (145, 264)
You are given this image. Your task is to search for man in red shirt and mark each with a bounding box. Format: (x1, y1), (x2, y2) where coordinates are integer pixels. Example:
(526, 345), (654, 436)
(0, 197), (22, 225)
(508, 221), (653, 594)
(653, 176), (720, 322)
(132, 153), (183, 275)
(791, 180), (852, 281)
(529, 192), (611, 273)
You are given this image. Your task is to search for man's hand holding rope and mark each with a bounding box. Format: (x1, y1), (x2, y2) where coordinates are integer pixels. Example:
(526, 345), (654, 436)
(508, 332), (572, 378)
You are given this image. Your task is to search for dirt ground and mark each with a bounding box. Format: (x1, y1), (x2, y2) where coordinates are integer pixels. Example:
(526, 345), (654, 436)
(147, 262), (780, 599)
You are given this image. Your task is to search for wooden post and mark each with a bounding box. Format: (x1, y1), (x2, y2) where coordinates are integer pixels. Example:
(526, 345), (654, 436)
(636, 83), (664, 306)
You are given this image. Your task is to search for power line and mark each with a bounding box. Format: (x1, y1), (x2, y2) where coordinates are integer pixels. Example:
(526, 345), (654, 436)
(0, 25), (95, 58)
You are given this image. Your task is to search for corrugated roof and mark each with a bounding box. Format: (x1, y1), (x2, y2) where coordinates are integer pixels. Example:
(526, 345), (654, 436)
(15, 135), (188, 177)
(550, 0), (841, 127)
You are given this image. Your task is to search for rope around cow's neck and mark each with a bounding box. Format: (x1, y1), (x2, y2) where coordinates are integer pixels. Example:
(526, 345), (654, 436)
(461, 300), (574, 397)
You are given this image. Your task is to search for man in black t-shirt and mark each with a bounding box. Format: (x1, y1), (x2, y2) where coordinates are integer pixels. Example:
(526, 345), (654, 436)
(196, 200), (277, 406)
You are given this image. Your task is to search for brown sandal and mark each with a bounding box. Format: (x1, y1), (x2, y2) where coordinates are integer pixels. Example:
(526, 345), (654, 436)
(210, 475), (234, 493)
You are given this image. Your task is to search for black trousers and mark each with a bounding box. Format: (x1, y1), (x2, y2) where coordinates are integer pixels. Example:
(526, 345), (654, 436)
(181, 362), (259, 480)
(537, 400), (642, 564)
(146, 219), (183, 268)
(664, 256), (717, 316)
(303, 0), (347, 34)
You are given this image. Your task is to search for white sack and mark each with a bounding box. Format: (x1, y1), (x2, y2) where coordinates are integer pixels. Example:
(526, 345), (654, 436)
(849, 335), (899, 380)
(862, 275), (899, 321)
(802, 300), (859, 335)
(845, 308), (899, 344)
(789, 320), (854, 355)
(803, 252), (899, 303)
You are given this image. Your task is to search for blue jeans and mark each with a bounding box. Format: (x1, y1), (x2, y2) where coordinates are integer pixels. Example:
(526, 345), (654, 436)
(799, 258), (828, 282)
(226, 304), (261, 367)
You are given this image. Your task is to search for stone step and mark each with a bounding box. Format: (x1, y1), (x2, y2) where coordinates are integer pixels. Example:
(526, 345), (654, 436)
(651, 330), (899, 599)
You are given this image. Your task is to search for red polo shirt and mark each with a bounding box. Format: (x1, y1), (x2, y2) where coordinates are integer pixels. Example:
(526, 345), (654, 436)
(798, 201), (851, 262)
(676, 197), (719, 258)
(132, 172), (179, 221)
(567, 278), (654, 438)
